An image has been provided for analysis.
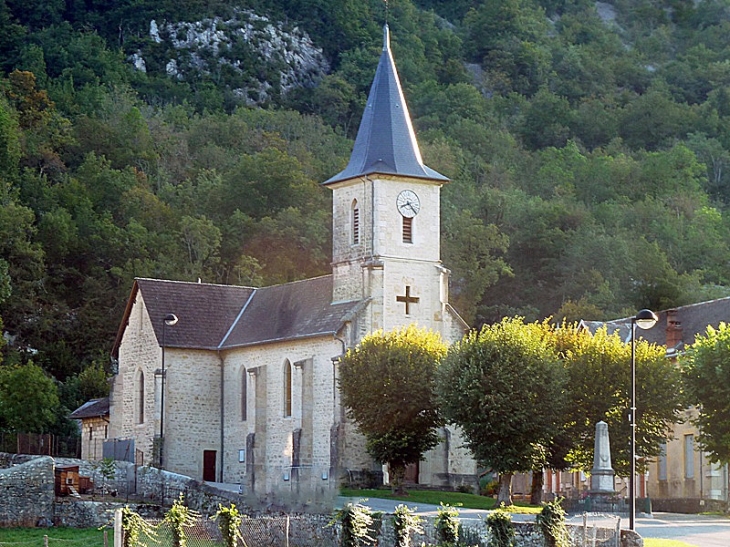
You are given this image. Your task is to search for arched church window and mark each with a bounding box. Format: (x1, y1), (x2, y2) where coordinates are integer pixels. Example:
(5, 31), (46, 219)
(352, 200), (360, 245)
(136, 370), (145, 424)
(284, 360), (292, 417)
(402, 216), (413, 244)
(241, 368), (247, 422)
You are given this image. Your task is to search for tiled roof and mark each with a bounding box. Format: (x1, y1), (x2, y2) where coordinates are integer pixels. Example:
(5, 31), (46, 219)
(70, 397), (110, 419)
(582, 296), (730, 347)
(113, 276), (363, 355)
(135, 278), (255, 350)
(222, 276), (361, 348)
(324, 25), (448, 185)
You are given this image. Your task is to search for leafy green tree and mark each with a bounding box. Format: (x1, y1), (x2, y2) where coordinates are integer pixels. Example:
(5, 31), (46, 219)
(437, 318), (565, 505)
(551, 323), (685, 475)
(0, 362), (60, 433)
(683, 322), (730, 465)
(338, 325), (448, 494)
(442, 210), (511, 325)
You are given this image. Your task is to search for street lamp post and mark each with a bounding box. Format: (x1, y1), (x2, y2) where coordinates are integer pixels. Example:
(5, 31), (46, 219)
(160, 313), (178, 469)
(630, 308), (658, 531)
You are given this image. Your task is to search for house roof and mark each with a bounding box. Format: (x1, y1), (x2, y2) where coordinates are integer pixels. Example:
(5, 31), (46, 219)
(222, 275), (363, 348)
(112, 276), (363, 356)
(323, 25), (448, 186)
(70, 397), (110, 419)
(581, 296), (730, 348)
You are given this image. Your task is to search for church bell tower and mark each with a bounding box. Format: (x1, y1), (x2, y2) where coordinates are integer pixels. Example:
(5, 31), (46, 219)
(323, 25), (452, 335)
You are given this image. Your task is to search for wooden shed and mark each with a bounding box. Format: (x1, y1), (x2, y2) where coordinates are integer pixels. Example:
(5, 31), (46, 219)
(55, 465), (80, 496)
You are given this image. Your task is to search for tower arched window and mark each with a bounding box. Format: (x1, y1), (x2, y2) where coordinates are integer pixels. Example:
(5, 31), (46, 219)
(283, 360), (292, 417)
(241, 368), (247, 422)
(136, 370), (145, 424)
(352, 200), (360, 245)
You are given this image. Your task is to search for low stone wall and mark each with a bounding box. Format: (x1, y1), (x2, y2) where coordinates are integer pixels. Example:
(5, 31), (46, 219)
(53, 501), (165, 528)
(651, 497), (728, 514)
(0, 453), (640, 547)
(0, 456), (54, 527)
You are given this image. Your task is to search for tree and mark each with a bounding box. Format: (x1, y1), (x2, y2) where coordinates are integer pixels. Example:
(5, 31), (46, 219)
(441, 210), (511, 325)
(338, 325), (448, 493)
(683, 322), (730, 465)
(552, 323), (685, 475)
(436, 318), (565, 505)
(0, 362), (60, 433)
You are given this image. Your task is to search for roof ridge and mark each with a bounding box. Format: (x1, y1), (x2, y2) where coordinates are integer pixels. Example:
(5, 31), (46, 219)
(135, 277), (257, 289)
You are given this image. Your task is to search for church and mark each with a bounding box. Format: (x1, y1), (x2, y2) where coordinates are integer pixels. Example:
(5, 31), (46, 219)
(108, 25), (475, 498)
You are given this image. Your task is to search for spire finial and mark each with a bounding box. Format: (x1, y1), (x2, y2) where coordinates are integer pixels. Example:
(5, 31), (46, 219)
(383, 22), (390, 51)
(384, 0), (389, 25)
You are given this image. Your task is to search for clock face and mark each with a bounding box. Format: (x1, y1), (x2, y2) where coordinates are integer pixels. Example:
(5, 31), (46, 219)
(396, 190), (420, 218)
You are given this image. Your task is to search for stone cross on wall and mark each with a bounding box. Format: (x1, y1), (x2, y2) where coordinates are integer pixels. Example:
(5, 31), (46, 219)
(396, 286), (419, 315)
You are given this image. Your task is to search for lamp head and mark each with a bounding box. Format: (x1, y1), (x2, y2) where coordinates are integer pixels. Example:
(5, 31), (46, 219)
(634, 309), (658, 330)
(164, 313), (179, 326)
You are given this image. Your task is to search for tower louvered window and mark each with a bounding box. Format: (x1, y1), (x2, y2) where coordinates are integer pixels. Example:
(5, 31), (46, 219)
(402, 216), (413, 243)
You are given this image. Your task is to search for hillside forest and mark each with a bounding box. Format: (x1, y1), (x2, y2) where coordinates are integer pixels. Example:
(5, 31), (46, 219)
(2, 0), (730, 437)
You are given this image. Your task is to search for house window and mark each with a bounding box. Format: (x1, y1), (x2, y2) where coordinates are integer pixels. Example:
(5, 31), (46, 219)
(136, 370), (145, 424)
(352, 200), (360, 245)
(684, 434), (695, 479)
(284, 360), (292, 417)
(402, 216), (413, 243)
(658, 442), (667, 481)
(241, 368), (247, 422)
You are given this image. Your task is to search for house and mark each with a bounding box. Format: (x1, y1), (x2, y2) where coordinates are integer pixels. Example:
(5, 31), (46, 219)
(576, 298), (730, 507)
(106, 24), (475, 499)
(69, 397), (110, 461)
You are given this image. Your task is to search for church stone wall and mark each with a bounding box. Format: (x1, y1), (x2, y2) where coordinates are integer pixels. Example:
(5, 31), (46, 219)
(371, 176), (441, 263)
(109, 292), (162, 463)
(164, 349), (222, 479)
(221, 336), (347, 495)
(331, 178), (371, 303)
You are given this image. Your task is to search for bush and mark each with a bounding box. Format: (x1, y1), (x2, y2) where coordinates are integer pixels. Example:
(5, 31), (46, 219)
(392, 504), (423, 547)
(330, 502), (376, 547)
(434, 504), (460, 546)
(164, 494), (200, 547)
(485, 506), (515, 547)
(536, 498), (569, 547)
(121, 506), (156, 547)
(212, 503), (246, 547)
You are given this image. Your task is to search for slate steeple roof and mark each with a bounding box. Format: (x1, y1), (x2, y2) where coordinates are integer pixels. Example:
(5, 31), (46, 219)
(324, 24), (448, 185)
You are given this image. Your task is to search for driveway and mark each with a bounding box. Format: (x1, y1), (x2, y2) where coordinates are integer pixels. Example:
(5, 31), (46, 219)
(339, 497), (730, 546)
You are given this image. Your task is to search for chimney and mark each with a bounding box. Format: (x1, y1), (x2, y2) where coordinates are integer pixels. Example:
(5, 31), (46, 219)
(666, 309), (682, 352)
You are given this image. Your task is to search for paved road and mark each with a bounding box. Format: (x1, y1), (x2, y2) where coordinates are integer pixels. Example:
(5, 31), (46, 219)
(339, 497), (730, 546)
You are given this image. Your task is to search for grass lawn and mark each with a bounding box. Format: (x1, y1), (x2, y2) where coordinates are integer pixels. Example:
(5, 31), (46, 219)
(340, 487), (543, 514)
(644, 540), (699, 547)
(0, 527), (107, 547)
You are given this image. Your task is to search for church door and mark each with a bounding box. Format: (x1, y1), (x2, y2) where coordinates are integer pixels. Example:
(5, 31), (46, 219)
(404, 461), (419, 484)
(203, 450), (217, 482)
